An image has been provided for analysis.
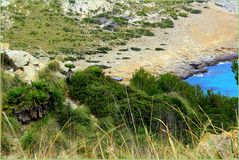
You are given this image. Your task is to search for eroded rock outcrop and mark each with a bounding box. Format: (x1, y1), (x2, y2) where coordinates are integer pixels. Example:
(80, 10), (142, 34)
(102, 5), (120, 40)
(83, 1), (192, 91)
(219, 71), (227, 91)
(1, 50), (47, 82)
(197, 130), (238, 158)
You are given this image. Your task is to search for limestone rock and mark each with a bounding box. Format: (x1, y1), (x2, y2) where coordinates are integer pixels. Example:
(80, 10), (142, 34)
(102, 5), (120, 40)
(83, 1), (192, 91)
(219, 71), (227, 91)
(5, 50), (47, 82)
(197, 130), (238, 158)
(64, 98), (78, 109)
(62, 0), (113, 18)
(6, 50), (45, 68)
(15, 69), (26, 78)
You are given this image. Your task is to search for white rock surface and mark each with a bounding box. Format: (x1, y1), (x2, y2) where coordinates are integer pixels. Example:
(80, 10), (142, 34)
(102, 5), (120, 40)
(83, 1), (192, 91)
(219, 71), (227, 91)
(62, 0), (113, 18)
(5, 50), (47, 81)
(64, 98), (78, 109)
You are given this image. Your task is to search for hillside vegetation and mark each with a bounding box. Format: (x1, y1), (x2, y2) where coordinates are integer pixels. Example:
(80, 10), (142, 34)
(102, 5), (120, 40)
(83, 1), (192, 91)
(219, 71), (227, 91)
(2, 0), (200, 56)
(1, 0), (238, 159)
(1, 66), (237, 159)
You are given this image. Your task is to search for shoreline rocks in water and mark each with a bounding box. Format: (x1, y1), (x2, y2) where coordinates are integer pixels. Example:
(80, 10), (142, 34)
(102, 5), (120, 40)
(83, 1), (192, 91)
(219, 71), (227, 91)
(181, 50), (238, 79)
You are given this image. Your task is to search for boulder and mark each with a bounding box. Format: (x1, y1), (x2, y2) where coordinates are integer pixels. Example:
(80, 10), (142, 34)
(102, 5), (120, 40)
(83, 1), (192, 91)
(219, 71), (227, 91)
(6, 50), (45, 68)
(197, 130), (238, 158)
(4, 50), (47, 82)
(15, 69), (26, 78)
(64, 98), (78, 109)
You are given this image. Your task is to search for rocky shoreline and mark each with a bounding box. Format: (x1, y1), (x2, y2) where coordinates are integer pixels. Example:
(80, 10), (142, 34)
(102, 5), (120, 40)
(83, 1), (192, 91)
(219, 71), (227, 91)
(182, 50), (238, 79)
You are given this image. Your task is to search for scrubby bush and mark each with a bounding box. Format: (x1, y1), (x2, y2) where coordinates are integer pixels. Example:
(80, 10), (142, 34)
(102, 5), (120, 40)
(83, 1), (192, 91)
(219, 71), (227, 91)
(190, 9), (201, 14)
(131, 47), (141, 51)
(20, 115), (68, 154)
(5, 80), (64, 124)
(68, 67), (201, 142)
(112, 16), (128, 26)
(64, 63), (75, 69)
(170, 12), (178, 20)
(155, 47), (165, 51)
(130, 68), (158, 96)
(232, 60), (238, 84)
(159, 18), (174, 28)
(69, 66), (126, 117)
(179, 12), (188, 17)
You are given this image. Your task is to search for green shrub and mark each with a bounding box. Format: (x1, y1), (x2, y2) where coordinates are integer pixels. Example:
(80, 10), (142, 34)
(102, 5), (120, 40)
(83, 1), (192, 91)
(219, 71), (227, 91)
(131, 47), (141, 51)
(112, 16), (128, 25)
(97, 47), (111, 54)
(170, 12), (178, 20)
(136, 10), (147, 16)
(130, 68), (158, 96)
(67, 67), (237, 143)
(155, 48), (165, 51)
(5, 80), (64, 123)
(69, 66), (126, 117)
(159, 18), (174, 28)
(190, 9), (201, 14)
(64, 63), (75, 69)
(20, 115), (68, 153)
(144, 30), (155, 36)
(232, 60), (238, 84)
(178, 12), (188, 17)
(6, 87), (26, 104)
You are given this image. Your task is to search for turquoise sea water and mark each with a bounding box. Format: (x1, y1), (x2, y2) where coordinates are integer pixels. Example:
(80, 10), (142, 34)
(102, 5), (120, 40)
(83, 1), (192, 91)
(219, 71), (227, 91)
(185, 62), (238, 97)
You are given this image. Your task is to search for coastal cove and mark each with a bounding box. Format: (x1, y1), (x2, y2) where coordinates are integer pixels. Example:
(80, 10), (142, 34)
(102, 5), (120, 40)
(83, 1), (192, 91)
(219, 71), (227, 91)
(185, 61), (238, 97)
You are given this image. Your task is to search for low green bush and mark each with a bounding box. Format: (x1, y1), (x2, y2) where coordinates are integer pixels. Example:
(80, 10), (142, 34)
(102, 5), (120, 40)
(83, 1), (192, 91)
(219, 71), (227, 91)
(190, 9), (202, 14)
(232, 60), (238, 84)
(170, 12), (178, 20)
(130, 67), (158, 96)
(5, 80), (64, 124)
(131, 47), (141, 51)
(155, 48), (165, 51)
(178, 12), (188, 17)
(68, 67), (200, 142)
(159, 18), (174, 28)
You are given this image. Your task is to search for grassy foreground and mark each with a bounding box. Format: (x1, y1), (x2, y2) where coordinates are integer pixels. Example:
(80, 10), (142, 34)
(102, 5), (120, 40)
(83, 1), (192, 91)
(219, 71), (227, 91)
(1, 64), (238, 159)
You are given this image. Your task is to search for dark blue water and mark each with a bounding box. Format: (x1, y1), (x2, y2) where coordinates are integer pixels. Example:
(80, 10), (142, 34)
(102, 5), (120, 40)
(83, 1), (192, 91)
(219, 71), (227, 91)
(185, 62), (238, 97)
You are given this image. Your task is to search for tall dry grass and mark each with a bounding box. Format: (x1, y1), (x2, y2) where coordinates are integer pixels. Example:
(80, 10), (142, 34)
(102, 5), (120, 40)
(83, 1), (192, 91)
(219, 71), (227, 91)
(1, 99), (238, 159)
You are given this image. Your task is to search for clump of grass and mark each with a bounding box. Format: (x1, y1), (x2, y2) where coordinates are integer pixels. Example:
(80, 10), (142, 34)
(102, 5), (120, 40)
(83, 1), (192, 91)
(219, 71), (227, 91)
(122, 57), (131, 59)
(131, 47), (141, 51)
(178, 12), (188, 17)
(47, 60), (60, 72)
(97, 47), (112, 54)
(64, 63), (75, 69)
(155, 48), (165, 51)
(159, 18), (174, 28)
(170, 12), (178, 20)
(190, 9), (202, 14)
(119, 48), (129, 52)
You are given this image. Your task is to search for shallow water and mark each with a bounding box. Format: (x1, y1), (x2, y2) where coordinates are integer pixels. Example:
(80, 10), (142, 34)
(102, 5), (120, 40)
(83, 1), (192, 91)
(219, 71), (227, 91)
(185, 61), (238, 97)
